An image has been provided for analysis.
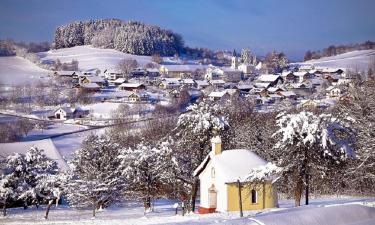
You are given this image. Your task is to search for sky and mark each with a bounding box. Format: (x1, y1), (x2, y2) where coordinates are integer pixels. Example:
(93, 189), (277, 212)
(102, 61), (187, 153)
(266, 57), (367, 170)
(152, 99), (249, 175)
(0, 0), (374, 60)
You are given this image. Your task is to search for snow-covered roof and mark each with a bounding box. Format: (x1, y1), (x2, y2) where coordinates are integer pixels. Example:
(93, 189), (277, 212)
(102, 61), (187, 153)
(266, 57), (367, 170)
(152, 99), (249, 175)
(55, 70), (77, 76)
(104, 69), (122, 74)
(194, 149), (268, 183)
(81, 83), (100, 89)
(182, 78), (195, 84)
(267, 87), (284, 93)
(209, 90), (228, 98)
(210, 79), (226, 84)
(161, 64), (208, 72)
(0, 139), (68, 171)
(281, 71), (293, 77)
(163, 78), (181, 83)
(279, 91), (296, 97)
(258, 74), (281, 82)
(254, 82), (271, 88)
(86, 76), (105, 83)
(113, 78), (126, 84)
(119, 83), (144, 88)
(195, 80), (209, 86)
(237, 84), (253, 90)
(293, 71), (309, 76)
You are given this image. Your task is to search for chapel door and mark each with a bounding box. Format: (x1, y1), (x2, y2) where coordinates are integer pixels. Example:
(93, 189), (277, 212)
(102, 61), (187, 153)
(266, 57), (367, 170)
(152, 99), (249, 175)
(209, 186), (217, 208)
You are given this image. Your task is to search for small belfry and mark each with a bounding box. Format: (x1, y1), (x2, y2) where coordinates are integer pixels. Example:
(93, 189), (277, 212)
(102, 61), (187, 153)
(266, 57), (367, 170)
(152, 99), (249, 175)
(194, 135), (278, 213)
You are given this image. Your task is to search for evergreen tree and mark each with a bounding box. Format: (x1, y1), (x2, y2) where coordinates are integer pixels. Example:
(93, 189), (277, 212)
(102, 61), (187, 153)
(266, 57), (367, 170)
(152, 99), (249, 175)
(65, 135), (125, 217)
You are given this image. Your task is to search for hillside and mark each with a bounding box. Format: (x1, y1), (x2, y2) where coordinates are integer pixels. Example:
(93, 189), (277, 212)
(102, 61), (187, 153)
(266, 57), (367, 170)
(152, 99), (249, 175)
(54, 19), (184, 56)
(299, 49), (375, 71)
(37, 45), (153, 71)
(0, 56), (50, 85)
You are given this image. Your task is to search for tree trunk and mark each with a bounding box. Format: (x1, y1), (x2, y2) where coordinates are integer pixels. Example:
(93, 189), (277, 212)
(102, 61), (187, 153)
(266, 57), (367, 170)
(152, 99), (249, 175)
(305, 172), (309, 205)
(44, 200), (53, 219)
(295, 176), (303, 207)
(144, 197), (151, 211)
(92, 207), (96, 217)
(191, 178), (199, 212)
(3, 203), (6, 217)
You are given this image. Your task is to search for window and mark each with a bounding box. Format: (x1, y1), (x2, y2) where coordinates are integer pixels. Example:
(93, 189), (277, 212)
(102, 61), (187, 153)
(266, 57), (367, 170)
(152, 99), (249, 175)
(251, 189), (257, 204)
(211, 167), (215, 178)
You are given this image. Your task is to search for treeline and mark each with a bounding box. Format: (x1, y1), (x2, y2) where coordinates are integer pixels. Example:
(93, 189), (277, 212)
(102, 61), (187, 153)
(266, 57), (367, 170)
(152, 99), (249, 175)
(54, 19), (184, 56)
(304, 40), (375, 61)
(0, 39), (50, 56)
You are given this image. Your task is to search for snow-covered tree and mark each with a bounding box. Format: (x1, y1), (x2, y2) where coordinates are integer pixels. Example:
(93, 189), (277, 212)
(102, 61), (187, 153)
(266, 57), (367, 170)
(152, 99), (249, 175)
(272, 111), (354, 206)
(263, 51), (288, 73)
(334, 80), (375, 193)
(118, 141), (173, 211)
(65, 135), (124, 217)
(240, 48), (256, 65)
(171, 99), (228, 211)
(17, 147), (59, 208)
(0, 148), (60, 217)
(54, 19), (184, 56)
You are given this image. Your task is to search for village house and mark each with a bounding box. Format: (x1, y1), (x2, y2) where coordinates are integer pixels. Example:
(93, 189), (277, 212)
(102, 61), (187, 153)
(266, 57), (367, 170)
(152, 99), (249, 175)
(237, 84), (253, 93)
(205, 66), (242, 82)
(160, 78), (182, 89)
(79, 83), (101, 91)
(293, 71), (314, 83)
(195, 80), (210, 89)
(159, 65), (208, 78)
(281, 71), (297, 83)
(128, 91), (149, 102)
(54, 107), (89, 120)
(104, 69), (124, 80)
(79, 76), (107, 88)
(53, 70), (79, 78)
(146, 68), (160, 78)
(131, 68), (147, 77)
(194, 136), (278, 213)
(181, 78), (196, 88)
(326, 86), (342, 98)
(210, 79), (226, 89)
(118, 83), (146, 91)
(112, 78), (127, 86)
(256, 74), (283, 87)
(208, 90), (230, 102)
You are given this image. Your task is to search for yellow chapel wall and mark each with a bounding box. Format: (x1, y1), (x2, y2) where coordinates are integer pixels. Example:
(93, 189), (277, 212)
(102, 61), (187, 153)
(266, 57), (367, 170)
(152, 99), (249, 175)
(226, 181), (277, 211)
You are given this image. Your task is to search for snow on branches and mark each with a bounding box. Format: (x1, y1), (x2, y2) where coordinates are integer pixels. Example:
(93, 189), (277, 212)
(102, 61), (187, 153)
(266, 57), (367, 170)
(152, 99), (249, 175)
(65, 135), (124, 216)
(243, 163), (282, 183)
(118, 141), (174, 210)
(274, 111), (354, 163)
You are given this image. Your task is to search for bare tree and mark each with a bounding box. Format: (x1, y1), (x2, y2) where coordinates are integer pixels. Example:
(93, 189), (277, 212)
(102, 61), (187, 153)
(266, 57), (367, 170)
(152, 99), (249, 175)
(117, 58), (138, 78)
(151, 53), (162, 64)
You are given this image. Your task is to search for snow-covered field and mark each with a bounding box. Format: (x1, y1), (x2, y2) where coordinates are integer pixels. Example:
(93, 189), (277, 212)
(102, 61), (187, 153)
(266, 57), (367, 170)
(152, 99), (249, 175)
(0, 56), (51, 85)
(0, 198), (374, 225)
(299, 49), (375, 71)
(37, 46), (153, 71)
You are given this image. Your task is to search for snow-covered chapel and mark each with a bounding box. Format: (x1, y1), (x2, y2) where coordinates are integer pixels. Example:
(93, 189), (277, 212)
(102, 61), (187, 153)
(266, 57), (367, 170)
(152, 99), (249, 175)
(194, 136), (278, 213)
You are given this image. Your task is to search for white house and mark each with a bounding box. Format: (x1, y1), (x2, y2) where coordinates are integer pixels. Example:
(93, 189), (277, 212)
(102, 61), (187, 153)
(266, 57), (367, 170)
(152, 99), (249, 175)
(54, 107), (89, 120)
(194, 136), (278, 213)
(208, 90), (230, 101)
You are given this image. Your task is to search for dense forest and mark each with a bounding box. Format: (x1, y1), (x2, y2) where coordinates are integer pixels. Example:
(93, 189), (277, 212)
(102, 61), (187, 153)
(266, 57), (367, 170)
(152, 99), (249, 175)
(53, 19), (185, 56)
(304, 41), (375, 61)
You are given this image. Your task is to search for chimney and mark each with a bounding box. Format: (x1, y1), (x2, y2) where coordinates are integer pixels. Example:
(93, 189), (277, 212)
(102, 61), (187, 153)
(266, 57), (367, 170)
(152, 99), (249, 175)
(211, 136), (222, 155)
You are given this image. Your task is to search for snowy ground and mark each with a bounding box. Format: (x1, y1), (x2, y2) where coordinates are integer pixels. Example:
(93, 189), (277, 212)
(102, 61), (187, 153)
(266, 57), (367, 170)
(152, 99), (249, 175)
(0, 56), (51, 85)
(37, 46), (153, 72)
(298, 49), (375, 71)
(0, 197), (374, 225)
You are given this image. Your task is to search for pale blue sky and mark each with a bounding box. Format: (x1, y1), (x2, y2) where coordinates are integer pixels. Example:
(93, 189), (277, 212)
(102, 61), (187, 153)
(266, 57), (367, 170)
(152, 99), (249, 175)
(0, 0), (374, 60)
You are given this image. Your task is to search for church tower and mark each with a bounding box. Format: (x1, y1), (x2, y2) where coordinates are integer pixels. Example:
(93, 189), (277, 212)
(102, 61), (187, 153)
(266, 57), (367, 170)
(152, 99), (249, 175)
(231, 49), (239, 69)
